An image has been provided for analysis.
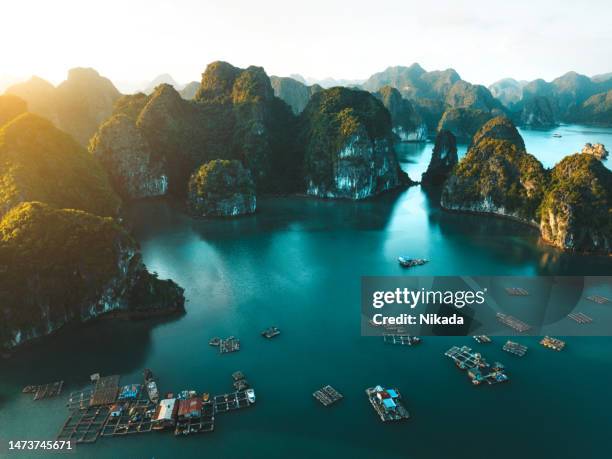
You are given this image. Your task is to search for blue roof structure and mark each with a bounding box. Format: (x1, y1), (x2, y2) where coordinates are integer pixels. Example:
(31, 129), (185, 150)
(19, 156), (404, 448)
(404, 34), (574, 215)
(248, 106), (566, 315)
(387, 389), (398, 398)
(382, 398), (396, 409)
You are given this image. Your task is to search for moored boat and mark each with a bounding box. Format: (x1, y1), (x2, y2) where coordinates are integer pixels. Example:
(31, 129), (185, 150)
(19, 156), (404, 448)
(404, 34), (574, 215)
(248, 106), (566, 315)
(398, 256), (428, 268)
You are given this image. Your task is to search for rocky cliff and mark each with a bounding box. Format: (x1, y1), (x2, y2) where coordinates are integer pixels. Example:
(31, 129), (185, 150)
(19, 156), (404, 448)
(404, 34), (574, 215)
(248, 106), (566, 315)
(437, 108), (494, 142)
(0, 202), (184, 350)
(569, 90), (612, 126)
(270, 76), (322, 115)
(187, 159), (256, 216)
(421, 130), (458, 186)
(0, 113), (120, 218)
(89, 114), (168, 199)
(5, 68), (121, 146)
(580, 143), (609, 160)
(299, 87), (401, 199)
(441, 117), (546, 223)
(374, 86), (427, 141)
(519, 96), (556, 127)
(539, 154), (611, 254)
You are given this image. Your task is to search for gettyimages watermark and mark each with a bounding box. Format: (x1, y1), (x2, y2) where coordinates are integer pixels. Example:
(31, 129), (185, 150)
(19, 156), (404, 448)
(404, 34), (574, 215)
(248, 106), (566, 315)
(361, 276), (612, 336)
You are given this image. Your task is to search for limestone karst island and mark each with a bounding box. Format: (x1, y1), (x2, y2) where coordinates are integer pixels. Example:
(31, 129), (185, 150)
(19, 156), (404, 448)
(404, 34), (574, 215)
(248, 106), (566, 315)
(0, 1), (611, 459)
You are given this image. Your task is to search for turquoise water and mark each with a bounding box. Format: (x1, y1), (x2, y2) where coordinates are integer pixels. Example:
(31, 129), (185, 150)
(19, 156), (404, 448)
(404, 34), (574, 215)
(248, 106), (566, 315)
(0, 125), (611, 459)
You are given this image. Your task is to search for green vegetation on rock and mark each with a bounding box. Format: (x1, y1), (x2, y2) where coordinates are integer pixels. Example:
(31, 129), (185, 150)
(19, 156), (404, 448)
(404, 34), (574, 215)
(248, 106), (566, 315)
(437, 108), (494, 142)
(540, 154), (611, 253)
(187, 159), (256, 216)
(0, 113), (120, 218)
(0, 94), (27, 127)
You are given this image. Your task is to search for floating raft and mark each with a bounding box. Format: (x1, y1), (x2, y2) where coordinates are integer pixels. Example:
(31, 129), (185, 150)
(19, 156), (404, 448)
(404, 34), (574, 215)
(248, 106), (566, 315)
(365, 386), (409, 422)
(445, 346), (487, 369)
(208, 337), (221, 346)
(90, 375), (120, 406)
(261, 326), (280, 339)
(313, 385), (343, 407)
(232, 371), (250, 390)
(586, 295), (610, 305)
(503, 340), (528, 357)
(568, 312), (593, 324)
(174, 402), (215, 436)
(101, 399), (156, 437)
(213, 390), (254, 413)
(383, 334), (421, 346)
(219, 337), (240, 354)
(540, 336), (565, 351)
(505, 287), (529, 296)
(473, 335), (492, 344)
(496, 313), (531, 333)
(23, 381), (64, 400)
(57, 405), (111, 444)
(445, 346), (509, 385)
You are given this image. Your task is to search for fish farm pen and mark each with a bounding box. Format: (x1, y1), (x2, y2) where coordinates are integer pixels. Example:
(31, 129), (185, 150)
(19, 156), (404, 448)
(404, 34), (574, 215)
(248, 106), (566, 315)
(505, 287), (529, 296)
(503, 341), (528, 357)
(444, 346), (509, 386)
(568, 312), (593, 324)
(473, 335), (492, 344)
(22, 381), (64, 400)
(586, 295), (610, 304)
(496, 313), (531, 333)
(313, 385), (344, 407)
(540, 336), (566, 351)
(383, 334), (421, 346)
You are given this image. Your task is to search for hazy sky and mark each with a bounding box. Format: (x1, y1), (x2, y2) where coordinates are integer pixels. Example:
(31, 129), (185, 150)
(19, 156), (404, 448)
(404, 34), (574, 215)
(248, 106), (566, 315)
(2, 0), (611, 90)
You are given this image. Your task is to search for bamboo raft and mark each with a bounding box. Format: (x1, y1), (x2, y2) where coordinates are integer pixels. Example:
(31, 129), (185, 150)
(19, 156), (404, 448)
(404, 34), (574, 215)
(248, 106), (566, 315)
(213, 390), (253, 413)
(505, 287), (529, 296)
(57, 405), (111, 444)
(540, 336), (565, 351)
(496, 313), (531, 333)
(586, 295), (610, 305)
(568, 312), (593, 324)
(383, 334), (421, 346)
(473, 335), (492, 344)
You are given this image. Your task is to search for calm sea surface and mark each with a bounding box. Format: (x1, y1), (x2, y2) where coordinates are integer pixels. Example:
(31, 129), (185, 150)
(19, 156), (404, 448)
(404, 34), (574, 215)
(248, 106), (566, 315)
(0, 125), (611, 459)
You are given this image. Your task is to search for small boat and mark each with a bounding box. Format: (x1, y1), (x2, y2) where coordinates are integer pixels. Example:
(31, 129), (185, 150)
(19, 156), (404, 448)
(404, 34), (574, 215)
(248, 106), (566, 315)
(246, 388), (256, 404)
(261, 326), (280, 339)
(398, 256), (428, 268)
(208, 337), (221, 346)
(202, 393), (210, 402)
(552, 133), (562, 138)
(144, 368), (160, 404)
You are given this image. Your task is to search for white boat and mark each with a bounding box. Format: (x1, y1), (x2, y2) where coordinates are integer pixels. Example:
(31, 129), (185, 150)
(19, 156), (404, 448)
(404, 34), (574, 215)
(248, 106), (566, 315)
(246, 388), (256, 404)
(398, 256), (428, 268)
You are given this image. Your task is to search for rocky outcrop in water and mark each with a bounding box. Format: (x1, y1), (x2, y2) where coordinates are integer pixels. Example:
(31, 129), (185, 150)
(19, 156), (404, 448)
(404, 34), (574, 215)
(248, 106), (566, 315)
(299, 87), (402, 199)
(374, 86), (427, 141)
(580, 143), (608, 160)
(187, 160), (256, 216)
(437, 108), (494, 142)
(5, 68), (121, 145)
(270, 76), (322, 115)
(421, 130), (458, 186)
(520, 96), (556, 127)
(0, 202), (185, 351)
(441, 117), (546, 223)
(540, 154), (611, 253)
(89, 114), (168, 199)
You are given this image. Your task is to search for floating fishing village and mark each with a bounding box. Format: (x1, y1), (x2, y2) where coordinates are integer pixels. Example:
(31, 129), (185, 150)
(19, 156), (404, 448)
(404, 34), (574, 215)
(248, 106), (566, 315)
(18, 286), (609, 449)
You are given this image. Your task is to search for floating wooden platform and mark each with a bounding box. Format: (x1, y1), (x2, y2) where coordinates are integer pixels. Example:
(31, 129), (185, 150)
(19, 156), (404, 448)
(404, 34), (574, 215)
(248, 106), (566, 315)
(23, 381), (64, 400)
(213, 390), (253, 413)
(365, 386), (409, 422)
(313, 385), (343, 406)
(219, 337), (240, 354)
(445, 346), (486, 369)
(540, 336), (565, 351)
(383, 334), (421, 346)
(57, 405), (110, 444)
(175, 402), (215, 436)
(90, 375), (120, 407)
(586, 295), (610, 305)
(261, 326), (280, 339)
(496, 313), (531, 333)
(473, 335), (492, 344)
(101, 399), (156, 437)
(505, 287), (529, 296)
(503, 340), (528, 357)
(568, 312), (593, 324)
